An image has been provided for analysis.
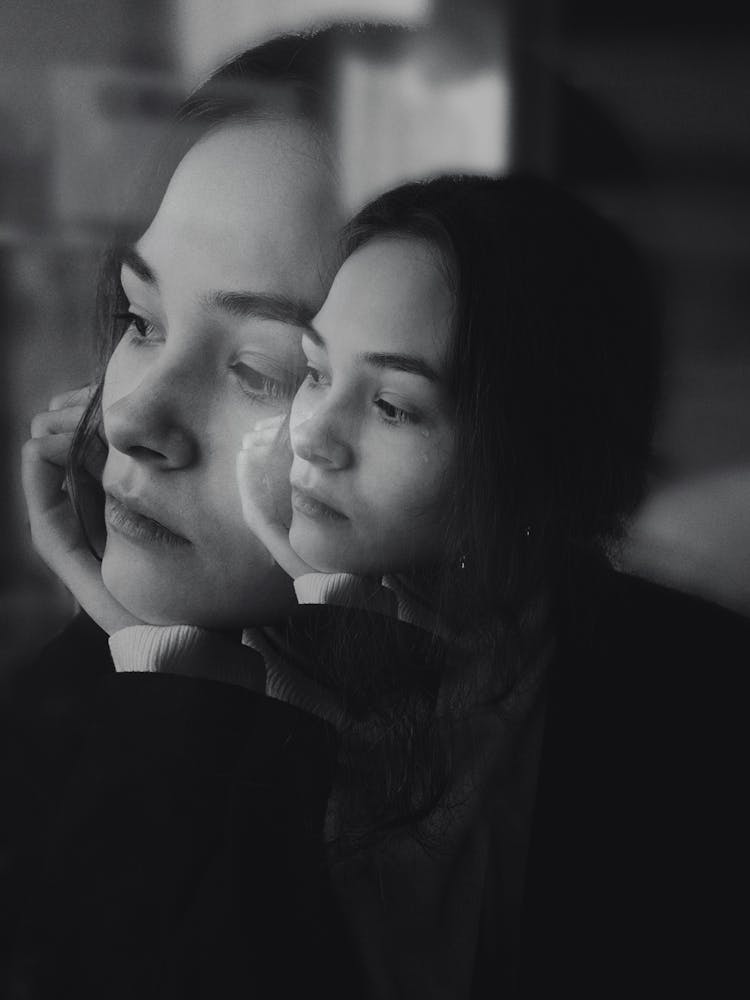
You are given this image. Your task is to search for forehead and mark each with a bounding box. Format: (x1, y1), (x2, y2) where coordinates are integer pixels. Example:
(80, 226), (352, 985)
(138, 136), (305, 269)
(316, 237), (454, 360)
(136, 120), (340, 303)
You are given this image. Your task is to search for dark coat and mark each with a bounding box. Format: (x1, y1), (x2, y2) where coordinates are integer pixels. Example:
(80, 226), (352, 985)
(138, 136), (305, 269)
(515, 563), (748, 997)
(1, 563), (747, 998)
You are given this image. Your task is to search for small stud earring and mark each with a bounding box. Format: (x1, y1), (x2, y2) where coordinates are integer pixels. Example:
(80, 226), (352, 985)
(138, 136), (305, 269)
(459, 554), (467, 570)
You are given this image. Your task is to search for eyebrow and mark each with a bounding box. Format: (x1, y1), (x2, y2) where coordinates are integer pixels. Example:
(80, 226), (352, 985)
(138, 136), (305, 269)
(118, 244), (315, 328)
(303, 326), (442, 383)
(204, 290), (315, 328)
(118, 245), (156, 285)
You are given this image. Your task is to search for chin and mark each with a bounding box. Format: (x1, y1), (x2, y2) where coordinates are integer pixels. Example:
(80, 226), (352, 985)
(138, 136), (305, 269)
(288, 528), (376, 576)
(289, 526), (343, 574)
(101, 543), (295, 629)
(102, 555), (197, 625)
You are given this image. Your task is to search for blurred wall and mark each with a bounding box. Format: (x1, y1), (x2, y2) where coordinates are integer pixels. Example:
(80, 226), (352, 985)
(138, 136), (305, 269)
(0, 0), (511, 668)
(508, 0), (750, 614)
(0, 0), (179, 668)
(175, 0), (430, 80)
(2, 0), (749, 673)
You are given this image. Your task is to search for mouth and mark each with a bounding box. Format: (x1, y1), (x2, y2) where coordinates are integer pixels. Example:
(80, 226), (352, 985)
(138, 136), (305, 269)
(104, 492), (190, 548)
(290, 485), (347, 523)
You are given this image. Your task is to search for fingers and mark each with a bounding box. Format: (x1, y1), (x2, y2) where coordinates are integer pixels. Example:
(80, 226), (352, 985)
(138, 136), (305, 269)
(29, 383), (105, 482)
(253, 414), (286, 432)
(236, 450), (264, 530)
(236, 447), (251, 474)
(240, 427), (275, 451)
(236, 449), (280, 524)
(240, 414), (286, 452)
(31, 405), (86, 440)
(48, 384), (97, 412)
(21, 431), (74, 518)
(31, 382), (97, 441)
(23, 430), (73, 466)
(24, 384), (102, 553)
(22, 384), (111, 607)
(237, 414), (294, 539)
(236, 448), (275, 500)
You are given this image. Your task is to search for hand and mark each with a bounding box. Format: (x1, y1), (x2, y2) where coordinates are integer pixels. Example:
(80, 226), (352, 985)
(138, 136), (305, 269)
(236, 414), (292, 536)
(236, 415), (314, 580)
(22, 385), (102, 560)
(21, 385), (143, 634)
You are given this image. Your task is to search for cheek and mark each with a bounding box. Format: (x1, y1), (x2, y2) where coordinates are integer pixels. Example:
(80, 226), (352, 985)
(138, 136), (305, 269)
(208, 404), (292, 525)
(101, 340), (139, 415)
(211, 513), (278, 582)
(100, 359), (119, 415)
(288, 387), (314, 446)
(365, 432), (455, 517)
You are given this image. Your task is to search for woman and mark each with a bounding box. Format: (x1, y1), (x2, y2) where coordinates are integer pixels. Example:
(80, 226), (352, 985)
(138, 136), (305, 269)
(6, 27), (750, 1000)
(110, 172), (750, 1000)
(5, 26), (362, 999)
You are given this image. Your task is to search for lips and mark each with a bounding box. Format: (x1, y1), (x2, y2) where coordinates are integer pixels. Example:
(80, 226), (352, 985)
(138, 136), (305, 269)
(290, 484), (347, 522)
(104, 490), (190, 547)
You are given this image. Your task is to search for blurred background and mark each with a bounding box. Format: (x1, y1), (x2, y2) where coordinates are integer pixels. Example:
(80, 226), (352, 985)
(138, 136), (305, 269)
(2, 0), (749, 669)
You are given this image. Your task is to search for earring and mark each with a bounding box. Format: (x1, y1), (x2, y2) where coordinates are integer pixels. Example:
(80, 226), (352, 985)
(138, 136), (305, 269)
(459, 553), (468, 571)
(523, 525), (532, 538)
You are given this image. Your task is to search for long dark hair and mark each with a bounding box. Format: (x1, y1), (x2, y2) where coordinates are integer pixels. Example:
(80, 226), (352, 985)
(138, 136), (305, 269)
(343, 174), (661, 628)
(308, 175), (662, 853)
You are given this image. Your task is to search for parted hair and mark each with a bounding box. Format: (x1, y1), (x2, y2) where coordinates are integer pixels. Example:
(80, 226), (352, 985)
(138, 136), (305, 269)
(342, 174), (661, 626)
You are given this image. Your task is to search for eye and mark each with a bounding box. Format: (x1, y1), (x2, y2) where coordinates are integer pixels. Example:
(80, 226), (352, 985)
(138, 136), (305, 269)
(231, 362), (297, 405)
(303, 364), (330, 389)
(114, 311), (157, 341)
(375, 397), (415, 426)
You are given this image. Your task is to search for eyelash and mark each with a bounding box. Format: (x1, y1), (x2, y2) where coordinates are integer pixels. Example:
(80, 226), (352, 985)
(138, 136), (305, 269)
(375, 398), (414, 426)
(115, 309), (294, 407)
(304, 366), (415, 426)
(303, 364), (329, 389)
(114, 311), (157, 342)
(231, 363), (297, 405)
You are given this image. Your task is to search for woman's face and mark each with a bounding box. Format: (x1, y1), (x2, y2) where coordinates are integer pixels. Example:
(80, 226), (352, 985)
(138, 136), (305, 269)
(288, 237), (456, 576)
(100, 122), (340, 627)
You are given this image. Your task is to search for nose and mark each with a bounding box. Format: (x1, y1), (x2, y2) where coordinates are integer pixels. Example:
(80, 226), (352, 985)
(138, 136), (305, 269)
(103, 363), (199, 470)
(290, 403), (353, 470)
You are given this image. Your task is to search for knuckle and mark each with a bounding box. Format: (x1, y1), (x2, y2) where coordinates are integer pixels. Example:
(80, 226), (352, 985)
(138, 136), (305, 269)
(49, 384), (93, 410)
(49, 388), (80, 410)
(30, 412), (50, 438)
(22, 437), (42, 462)
(48, 392), (70, 411)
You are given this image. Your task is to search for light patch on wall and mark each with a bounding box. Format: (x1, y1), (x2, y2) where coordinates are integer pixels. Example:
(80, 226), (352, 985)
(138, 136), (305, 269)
(175, 0), (431, 81)
(50, 65), (183, 228)
(338, 52), (509, 212)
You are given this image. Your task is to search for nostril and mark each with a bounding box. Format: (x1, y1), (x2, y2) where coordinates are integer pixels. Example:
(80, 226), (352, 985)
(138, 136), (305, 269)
(127, 444), (168, 462)
(104, 393), (197, 468)
(292, 437), (316, 463)
(291, 412), (354, 469)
